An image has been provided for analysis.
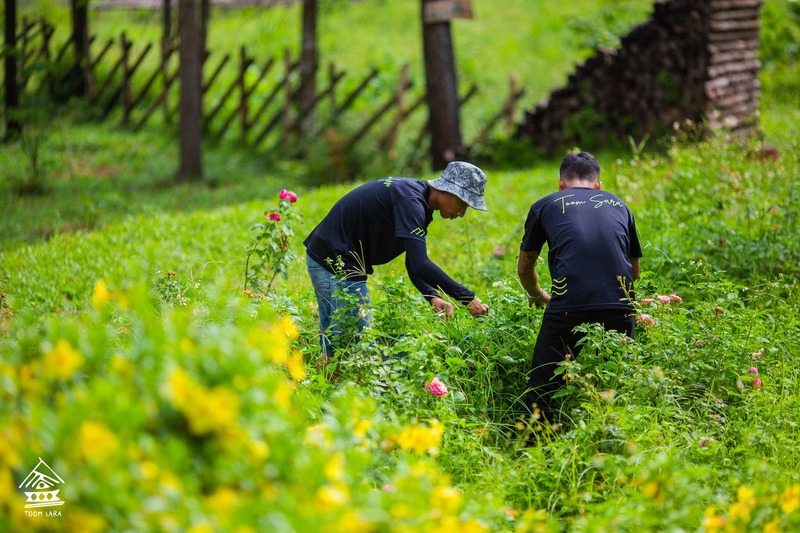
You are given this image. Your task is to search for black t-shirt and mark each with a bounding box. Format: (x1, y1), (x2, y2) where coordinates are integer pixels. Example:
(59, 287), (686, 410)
(304, 178), (475, 304)
(520, 187), (643, 314)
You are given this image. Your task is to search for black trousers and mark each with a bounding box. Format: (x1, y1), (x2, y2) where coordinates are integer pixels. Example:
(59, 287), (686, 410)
(525, 309), (635, 421)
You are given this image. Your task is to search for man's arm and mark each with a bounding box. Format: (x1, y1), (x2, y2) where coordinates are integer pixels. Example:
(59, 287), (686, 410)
(517, 249), (550, 308)
(403, 239), (489, 317)
(630, 257), (641, 281)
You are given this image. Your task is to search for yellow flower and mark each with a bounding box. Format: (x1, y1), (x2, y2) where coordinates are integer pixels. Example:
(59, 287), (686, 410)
(179, 337), (197, 353)
(335, 510), (373, 533)
(642, 481), (660, 499)
(78, 420), (120, 462)
(43, 339), (84, 381)
(285, 351), (306, 381)
(279, 314), (299, 340)
(273, 379), (296, 410)
(306, 423), (332, 448)
(353, 419), (373, 439)
(431, 485), (463, 512)
(0, 427), (23, 468)
(781, 484), (800, 514)
(185, 386), (239, 436)
(324, 453), (345, 483)
(389, 502), (413, 519)
(247, 323), (289, 364)
(164, 367), (198, 409)
(315, 484), (350, 511)
(452, 517), (489, 533)
(140, 460), (160, 480)
(187, 524), (214, 533)
(393, 419), (445, 455)
(702, 506), (726, 532)
(109, 354), (136, 379)
(0, 467), (20, 507)
(763, 519), (780, 533)
(248, 439), (270, 461)
(207, 486), (240, 518)
(64, 510), (108, 533)
(91, 280), (112, 310)
(728, 485), (756, 524)
(160, 471), (183, 495)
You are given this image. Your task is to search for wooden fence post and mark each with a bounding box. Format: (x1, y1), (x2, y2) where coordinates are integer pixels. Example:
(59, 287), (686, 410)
(37, 19), (54, 96)
(239, 47), (251, 144)
(87, 39), (114, 104)
(281, 48), (293, 156)
(468, 74), (525, 151)
(121, 33), (133, 123)
(381, 64), (409, 160)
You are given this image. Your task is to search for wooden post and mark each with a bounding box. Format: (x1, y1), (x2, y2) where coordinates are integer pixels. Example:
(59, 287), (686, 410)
(4, 0), (22, 139)
(383, 64), (409, 160)
(121, 33), (133, 123)
(38, 20), (54, 96)
(71, 0), (89, 97)
(281, 48), (293, 156)
(297, 0), (318, 141)
(328, 62), (336, 110)
(162, 0), (173, 123)
(239, 47), (249, 144)
(421, 0), (466, 170)
(177, 0), (204, 182)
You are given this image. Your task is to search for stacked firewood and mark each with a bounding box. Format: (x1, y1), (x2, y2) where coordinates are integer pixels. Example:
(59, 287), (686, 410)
(517, 0), (762, 152)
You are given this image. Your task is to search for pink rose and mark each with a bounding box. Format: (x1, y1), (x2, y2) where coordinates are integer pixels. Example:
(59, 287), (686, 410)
(657, 295), (671, 304)
(749, 367), (758, 375)
(637, 314), (655, 327)
(669, 294), (683, 303)
(279, 189), (298, 203)
(753, 377), (762, 389)
(425, 377), (449, 397)
(267, 212), (281, 222)
(641, 298), (655, 306)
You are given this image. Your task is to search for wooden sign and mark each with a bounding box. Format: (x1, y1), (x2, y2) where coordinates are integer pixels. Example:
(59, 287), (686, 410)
(423, 0), (474, 24)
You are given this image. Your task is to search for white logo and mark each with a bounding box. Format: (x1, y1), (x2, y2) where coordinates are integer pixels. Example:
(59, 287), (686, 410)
(18, 458), (65, 510)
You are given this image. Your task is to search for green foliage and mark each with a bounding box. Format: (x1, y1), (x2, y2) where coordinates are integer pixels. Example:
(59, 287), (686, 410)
(243, 189), (300, 298)
(1, 1), (800, 531)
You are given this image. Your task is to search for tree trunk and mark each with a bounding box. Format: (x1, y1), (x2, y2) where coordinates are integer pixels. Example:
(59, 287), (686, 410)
(420, 0), (465, 171)
(162, 0), (173, 123)
(71, 0), (89, 96)
(200, 0), (210, 58)
(176, 0), (203, 182)
(297, 0), (318, 141)
(4, 0), (22, 140)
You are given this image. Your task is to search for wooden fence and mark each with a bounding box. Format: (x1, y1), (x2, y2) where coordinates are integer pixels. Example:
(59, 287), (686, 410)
(3, 16), (525, 164)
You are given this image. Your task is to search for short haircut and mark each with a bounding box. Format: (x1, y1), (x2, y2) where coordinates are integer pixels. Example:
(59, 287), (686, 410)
(560, 151), (600, 182)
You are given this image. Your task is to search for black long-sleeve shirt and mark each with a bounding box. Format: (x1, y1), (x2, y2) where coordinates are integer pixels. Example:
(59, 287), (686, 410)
(304, 178), (475, 305)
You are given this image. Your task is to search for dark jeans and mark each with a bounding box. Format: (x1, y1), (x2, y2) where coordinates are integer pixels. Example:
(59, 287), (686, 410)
(526, 309), (634, 422)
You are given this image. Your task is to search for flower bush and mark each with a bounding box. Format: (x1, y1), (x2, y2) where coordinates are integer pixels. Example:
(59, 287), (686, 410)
(0, 282), (517, 532)
(243, 189), (299, 298)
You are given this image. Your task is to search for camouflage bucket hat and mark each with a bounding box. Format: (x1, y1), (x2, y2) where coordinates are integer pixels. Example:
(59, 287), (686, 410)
(428, 161), (488, 211)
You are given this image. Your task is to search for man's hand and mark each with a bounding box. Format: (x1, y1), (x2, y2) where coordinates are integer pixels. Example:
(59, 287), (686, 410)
(467, 297), (490, 317)
(528, 290), (551, 309)
(431, 296), (454, 318)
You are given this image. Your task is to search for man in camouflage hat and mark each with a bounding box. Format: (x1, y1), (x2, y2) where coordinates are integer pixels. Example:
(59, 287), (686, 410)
(304, 161), (490, 360)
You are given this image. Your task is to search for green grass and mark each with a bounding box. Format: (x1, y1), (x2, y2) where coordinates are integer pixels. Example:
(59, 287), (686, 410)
(2, 1), (800, 531)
